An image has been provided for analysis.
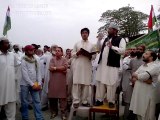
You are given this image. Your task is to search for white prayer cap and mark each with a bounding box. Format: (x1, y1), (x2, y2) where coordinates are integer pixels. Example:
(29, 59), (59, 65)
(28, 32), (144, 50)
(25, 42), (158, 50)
(97, 33), (104, 38)
(108, 22), (119, 31)
(0, 37), (8, 41)
(51, 44), (58, 48)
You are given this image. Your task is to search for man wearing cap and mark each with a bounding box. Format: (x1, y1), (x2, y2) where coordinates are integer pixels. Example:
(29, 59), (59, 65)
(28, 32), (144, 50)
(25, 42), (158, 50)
(20, 45), (44, 120)
(95, 22), (126, 108)
(0, 37), (17, 120)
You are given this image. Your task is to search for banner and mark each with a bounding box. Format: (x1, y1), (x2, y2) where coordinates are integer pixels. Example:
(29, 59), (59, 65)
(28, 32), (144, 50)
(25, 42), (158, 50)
(127, 30), (160, 50)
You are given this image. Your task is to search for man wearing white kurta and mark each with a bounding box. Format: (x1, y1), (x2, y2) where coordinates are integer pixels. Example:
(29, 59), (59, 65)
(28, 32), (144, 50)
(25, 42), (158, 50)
(95, 22), (126, 108)
(13, 44), (23, 106)
(72, 28), (95, 108)
(41, 45), (57, 110)
(0, 37), (17, 120)
(130, 50), (160, 120)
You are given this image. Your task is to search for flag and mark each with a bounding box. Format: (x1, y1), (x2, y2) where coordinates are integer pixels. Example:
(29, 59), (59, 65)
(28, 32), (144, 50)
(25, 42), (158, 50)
(3, 6), (11, 36)
(148, 5), (157, 31)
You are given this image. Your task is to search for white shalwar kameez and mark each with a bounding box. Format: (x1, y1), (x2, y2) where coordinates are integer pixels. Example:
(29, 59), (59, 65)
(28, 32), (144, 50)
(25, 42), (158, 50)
(72, 40), (95, 104)
(0, 51), (17, 120)
(41, 54), (52, 108)
(130, 62), (160, 120)
(95, 38), (126, 103)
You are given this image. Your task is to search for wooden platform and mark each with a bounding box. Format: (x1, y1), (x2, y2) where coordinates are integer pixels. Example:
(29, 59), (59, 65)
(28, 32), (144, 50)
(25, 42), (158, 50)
(89, 103), (119, 120)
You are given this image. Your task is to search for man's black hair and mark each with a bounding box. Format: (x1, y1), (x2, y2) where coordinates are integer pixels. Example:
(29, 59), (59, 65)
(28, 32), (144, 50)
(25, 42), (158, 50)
(80, 28), (90, 35)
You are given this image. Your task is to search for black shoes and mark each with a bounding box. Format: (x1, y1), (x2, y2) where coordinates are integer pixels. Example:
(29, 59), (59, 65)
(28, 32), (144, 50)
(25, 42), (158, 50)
(94, 100), (103, 106)
(82, 103), (90, 107)
(28, 105), (33, 110)
(73, 103), (79, 108)
(108, 102), (115, 108)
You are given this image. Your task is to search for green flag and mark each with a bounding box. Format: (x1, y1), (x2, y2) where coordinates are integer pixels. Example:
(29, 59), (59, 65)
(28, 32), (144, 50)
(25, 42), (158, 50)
(3, 6), (11, 36)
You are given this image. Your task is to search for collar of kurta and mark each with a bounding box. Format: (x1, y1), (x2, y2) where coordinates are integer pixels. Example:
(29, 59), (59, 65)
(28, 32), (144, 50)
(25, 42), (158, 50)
(82, 39), (88, 42)
(143, 62), (154, 67)
(0, 51), (9, 55)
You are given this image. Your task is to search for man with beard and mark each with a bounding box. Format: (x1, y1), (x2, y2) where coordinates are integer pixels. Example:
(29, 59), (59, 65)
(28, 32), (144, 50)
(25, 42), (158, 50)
(121, 48), (136, 104)
(125, 45), (145, 120)
(0, 37), (17, 120)
(95, 22), (126, 108)
(130, 50), (159, 120)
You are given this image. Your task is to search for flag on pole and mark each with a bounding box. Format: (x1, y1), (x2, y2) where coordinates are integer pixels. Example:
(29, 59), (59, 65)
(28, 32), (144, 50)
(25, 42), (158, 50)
(3, 6), (11, 36)
(148, 5), (157, 32)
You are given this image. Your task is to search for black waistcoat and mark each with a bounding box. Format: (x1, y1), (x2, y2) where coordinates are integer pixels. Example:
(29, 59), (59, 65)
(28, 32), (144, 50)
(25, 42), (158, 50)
(98, 36), (122, 68)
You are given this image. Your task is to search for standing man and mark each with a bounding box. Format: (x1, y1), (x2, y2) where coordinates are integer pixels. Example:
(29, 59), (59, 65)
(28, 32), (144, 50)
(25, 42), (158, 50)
(41, 44), (58, 111)
(20, 45), (44, 120)
(43, 45), (50, 55)
(121, 47), (137, 118)
(0, 37), (17, 120)
(65, 48), (73, 111)
(72, 28), (95, 108)
(48, 47), (68, 120)
(95, 22), (126, 108)
(13, 44), (23, 107)
(125, 45), (145, 120)
(130, 50), (159, 120)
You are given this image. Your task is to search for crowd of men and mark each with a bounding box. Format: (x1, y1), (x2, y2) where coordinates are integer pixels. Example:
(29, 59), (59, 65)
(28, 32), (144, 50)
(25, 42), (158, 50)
(0, 22), (160, 120)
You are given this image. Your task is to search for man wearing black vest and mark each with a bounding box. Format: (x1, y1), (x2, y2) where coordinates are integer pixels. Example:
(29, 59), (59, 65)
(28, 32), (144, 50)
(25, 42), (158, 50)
(95, 22), (126, 108)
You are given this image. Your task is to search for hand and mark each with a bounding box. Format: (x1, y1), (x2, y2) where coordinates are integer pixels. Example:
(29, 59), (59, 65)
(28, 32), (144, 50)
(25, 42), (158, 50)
(144, 79), (152, 84)
(132, 73), (138, 79)
(49, 66), (56, 72)
(32, 85), (38, 90)
(131, 77), (137, 84)
(36, 85), (42, 90)
(32, 85), (41, 91)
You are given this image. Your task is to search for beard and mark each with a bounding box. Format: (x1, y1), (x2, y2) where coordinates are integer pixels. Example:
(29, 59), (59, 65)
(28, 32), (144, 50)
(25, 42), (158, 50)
(136, 51), (143, 58)
(130, 51), (136, 57)
(14, 48), (19, 52)
(143, 58), (149, 63)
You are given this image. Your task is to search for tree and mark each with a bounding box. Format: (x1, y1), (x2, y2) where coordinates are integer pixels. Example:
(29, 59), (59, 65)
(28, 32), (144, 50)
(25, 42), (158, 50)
(98, 6), (148, 37)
